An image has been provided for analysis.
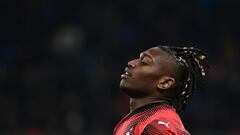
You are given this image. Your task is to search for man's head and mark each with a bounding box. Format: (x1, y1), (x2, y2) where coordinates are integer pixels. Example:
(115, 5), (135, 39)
(120, 46), (208, 111)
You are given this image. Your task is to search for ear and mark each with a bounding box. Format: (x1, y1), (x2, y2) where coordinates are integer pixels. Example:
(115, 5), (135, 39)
(157, 76), (175, 90)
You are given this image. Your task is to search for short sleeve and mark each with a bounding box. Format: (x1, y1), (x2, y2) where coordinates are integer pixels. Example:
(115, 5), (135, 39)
(141, 119), (190, 135)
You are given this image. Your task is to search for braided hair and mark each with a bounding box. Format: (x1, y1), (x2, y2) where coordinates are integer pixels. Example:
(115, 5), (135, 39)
(158, 46), (209, 111)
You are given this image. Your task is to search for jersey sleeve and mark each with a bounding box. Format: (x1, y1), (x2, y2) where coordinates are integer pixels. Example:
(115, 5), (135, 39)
(141, 119), (190, 135)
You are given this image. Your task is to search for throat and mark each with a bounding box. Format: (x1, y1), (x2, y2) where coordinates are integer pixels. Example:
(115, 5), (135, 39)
(129, 97), (169, 112)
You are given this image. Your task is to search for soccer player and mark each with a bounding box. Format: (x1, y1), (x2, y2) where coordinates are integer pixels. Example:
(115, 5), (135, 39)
(113, 46), (208, 135)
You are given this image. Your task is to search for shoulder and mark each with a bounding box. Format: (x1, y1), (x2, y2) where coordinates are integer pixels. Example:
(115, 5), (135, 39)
(141, 119), (190, 135)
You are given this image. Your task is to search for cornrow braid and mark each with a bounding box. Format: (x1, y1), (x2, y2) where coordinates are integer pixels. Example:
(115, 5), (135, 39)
(158, 46), (209, 111)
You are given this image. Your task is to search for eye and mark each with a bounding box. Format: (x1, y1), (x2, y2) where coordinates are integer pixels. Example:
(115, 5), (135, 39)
(141, 57), (151, 64)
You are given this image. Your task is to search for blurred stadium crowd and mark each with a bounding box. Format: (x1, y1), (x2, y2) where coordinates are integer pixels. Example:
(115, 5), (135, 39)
(1, 0), (240, 135)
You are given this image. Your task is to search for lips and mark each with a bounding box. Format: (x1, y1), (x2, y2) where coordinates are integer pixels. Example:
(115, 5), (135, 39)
(121, 67), (132, 79)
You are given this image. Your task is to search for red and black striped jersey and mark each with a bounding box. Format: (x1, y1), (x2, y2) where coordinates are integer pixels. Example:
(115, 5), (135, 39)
(113, 102), (190, 135)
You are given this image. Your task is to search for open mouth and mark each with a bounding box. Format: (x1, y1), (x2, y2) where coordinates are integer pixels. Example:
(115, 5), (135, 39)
(121, 68), (131, 78)
(124, 71), (130, 76)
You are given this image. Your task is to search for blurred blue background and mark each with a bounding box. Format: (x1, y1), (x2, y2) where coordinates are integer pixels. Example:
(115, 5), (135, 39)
(1, 0), (240, 135)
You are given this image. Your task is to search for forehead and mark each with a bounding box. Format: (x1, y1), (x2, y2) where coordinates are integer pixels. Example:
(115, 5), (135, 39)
(141, 47), (169, 58)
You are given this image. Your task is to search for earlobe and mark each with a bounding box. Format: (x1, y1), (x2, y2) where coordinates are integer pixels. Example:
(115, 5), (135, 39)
(157, 77), (175, 90)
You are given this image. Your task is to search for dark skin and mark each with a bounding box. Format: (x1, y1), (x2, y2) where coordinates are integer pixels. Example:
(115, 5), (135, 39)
(120, 47), (179, 112)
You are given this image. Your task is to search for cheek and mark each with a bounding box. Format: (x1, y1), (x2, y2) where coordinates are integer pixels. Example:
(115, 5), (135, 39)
(133, 68), (160, 86)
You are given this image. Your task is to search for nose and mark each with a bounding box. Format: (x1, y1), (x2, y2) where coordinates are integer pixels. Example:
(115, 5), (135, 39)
(127, 59), (136, 68)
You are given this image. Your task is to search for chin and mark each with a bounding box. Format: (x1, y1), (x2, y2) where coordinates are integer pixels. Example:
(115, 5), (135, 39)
(119, 81), (147, 98)
(120, 79), (128, 90)
(120, 79), (134, 90)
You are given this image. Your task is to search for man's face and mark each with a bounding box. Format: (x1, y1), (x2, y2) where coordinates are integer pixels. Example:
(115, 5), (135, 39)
(120, 47), (175, 98)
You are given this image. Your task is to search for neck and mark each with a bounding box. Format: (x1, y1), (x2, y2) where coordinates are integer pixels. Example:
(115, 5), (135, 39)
(129, 97), (169, 112)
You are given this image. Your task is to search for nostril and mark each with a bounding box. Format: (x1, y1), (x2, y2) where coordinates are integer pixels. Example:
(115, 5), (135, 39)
(127, 64), (132, 68)
(128, 61), (135, 68)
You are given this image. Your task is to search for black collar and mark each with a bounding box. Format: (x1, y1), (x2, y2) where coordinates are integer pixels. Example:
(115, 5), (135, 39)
(127, 100), (170, 118)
